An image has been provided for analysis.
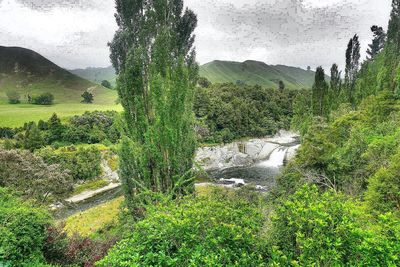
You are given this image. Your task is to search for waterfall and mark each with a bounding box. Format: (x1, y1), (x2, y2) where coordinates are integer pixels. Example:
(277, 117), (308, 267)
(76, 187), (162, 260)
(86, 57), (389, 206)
(257, 146), (289, 168)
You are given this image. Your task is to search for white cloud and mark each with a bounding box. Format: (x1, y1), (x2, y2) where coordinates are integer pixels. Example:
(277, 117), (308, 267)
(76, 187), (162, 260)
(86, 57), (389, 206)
(0, 0), (393, 70)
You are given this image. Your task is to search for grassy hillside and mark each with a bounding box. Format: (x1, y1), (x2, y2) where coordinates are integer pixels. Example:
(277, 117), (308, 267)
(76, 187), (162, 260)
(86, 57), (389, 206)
(199, 60), (322, 89)
(0, 46), (120, 127)
(70, 66), (117, 87)
(70, 60), (323, 90)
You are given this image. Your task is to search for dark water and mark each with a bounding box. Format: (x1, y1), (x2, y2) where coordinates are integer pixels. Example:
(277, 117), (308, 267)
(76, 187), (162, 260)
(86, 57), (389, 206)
(207, 146), (291, 190)
(208, 165), (282, 190)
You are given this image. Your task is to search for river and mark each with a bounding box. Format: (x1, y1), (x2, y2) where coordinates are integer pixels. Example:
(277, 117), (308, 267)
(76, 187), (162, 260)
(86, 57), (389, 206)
(54, 132), (300, 219)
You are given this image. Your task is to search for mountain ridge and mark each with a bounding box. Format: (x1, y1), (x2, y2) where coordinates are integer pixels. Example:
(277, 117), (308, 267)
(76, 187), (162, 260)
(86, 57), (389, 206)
(70, 60), (323, 89)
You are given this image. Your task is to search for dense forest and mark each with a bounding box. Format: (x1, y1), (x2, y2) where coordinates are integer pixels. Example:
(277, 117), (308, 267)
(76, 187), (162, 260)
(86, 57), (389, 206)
(1, 0), (400, 266)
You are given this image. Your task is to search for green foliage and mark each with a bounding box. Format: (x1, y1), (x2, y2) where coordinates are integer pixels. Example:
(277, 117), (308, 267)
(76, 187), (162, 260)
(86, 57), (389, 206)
(32, 93), (54, 105)
(365, 149), (400, 213)
(81, 90), (94, 103)
(344, 34), (361, 106)
(279, 92), (400, 213)
(311, 66), (329, 117)
(101, 80), (112, 89)
(270, 185), (400, 266)
(197, 77), (211, 88)
(22, 122), (45, 151)
(7, 111), (122, 147)
(0, 188), (50, 265)
(366, 25), (386, 60)
(291, 89), (313, 135)
(98, 189), (267, 267)
(0, 148), (73, 204)
(37, 145), (102, 181)
(5, 90), (20, 104)
(194, 83), (299, 143)
(110, 0), (199, 208)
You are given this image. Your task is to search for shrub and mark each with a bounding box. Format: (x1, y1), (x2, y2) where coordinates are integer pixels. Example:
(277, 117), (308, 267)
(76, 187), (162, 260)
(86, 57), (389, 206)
(5, 90), (20, 104)
(44, 224), (118, 267)
(0, 188), (50, 265)
(98, 189), (268, 266)
(32, 93), (54, 105)
(101, 80), (112, 89)
(0, 127), (15, 139)
(0, 149), (73, 204)
(37, 145), (102, 181)
(21, 122), (45, 151)
(270, 185), (400, 266)
(81, 91), (94, 103)
(365, 149), (400, 213)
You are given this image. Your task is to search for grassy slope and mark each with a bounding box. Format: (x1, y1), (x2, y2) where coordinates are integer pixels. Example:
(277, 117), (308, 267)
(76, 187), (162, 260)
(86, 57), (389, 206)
(69, 66), (117, 87)
(0, 46), (120, 127)
(199, 60), (317, 89)
(70, 60), (321, 91)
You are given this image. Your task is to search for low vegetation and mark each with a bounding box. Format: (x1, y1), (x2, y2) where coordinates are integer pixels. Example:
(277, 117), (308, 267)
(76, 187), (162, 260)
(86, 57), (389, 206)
(32, 92), (54, 105)
(64, 197), (123, 237)
(0, 188), (50, 265)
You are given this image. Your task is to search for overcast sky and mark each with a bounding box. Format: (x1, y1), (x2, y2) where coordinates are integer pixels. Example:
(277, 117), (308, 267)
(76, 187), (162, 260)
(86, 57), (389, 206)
(0, 0), (392, 70)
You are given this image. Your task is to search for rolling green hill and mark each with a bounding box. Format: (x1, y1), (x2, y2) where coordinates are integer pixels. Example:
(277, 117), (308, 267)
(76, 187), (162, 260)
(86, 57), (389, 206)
(70, 66), (117, 87)
(0, 46), (120, 127)
(73, 60), (323, 90)
(199, 60), (324, 89)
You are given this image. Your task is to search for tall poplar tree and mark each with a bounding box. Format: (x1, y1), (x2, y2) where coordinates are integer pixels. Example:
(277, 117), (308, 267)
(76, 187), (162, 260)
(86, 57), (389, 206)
(330, 63), (342, 97)
(109, 0), (198, 214)
(312, 67), (329, 117)
(344, 34), (360, 106)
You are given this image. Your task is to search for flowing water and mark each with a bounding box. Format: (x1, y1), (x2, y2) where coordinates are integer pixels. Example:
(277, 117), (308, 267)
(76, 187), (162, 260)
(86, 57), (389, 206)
(208, 146), (291, 190)
(56, 143), (298, 219)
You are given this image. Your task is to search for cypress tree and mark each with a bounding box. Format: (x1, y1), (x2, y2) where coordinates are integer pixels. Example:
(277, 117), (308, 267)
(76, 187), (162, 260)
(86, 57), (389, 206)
(109, 0), (198, 214)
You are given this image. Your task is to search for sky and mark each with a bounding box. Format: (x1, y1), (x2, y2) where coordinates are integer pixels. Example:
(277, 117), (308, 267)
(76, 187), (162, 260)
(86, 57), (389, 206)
(0, 0), (393, 70)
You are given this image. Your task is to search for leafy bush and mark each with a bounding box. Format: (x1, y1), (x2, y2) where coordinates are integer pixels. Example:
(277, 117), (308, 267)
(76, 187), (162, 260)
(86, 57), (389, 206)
(0, 149), (73, 204)
(6, 90), (20, 104)
(44, 224), (117, 267)
(37, 145), (102, 181)
(32, 93), (54, 105)
(81, 90), (94, 103)
(0, 127), (15, 139)
(0, 188), (50, 265)
(101, 80), (112, 89)
(270, 185), (400, 266)
(98, 189), (268, 266)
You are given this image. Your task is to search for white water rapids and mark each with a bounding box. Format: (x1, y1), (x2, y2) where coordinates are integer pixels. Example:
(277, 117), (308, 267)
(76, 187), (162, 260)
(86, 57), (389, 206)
(257, 146), (289, 168)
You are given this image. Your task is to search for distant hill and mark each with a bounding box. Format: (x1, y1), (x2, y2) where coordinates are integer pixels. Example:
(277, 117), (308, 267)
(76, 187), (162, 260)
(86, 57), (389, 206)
(69, 60), (327, 90)
(70, 66), (117, 87)
(200, 60), (325, 89)
(0, 46), (116, 104)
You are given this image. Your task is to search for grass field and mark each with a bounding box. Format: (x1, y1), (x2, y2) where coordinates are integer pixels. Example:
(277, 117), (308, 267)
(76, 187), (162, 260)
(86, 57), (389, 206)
(0, 102), (123, 127)
(0, 80), (122, 127)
